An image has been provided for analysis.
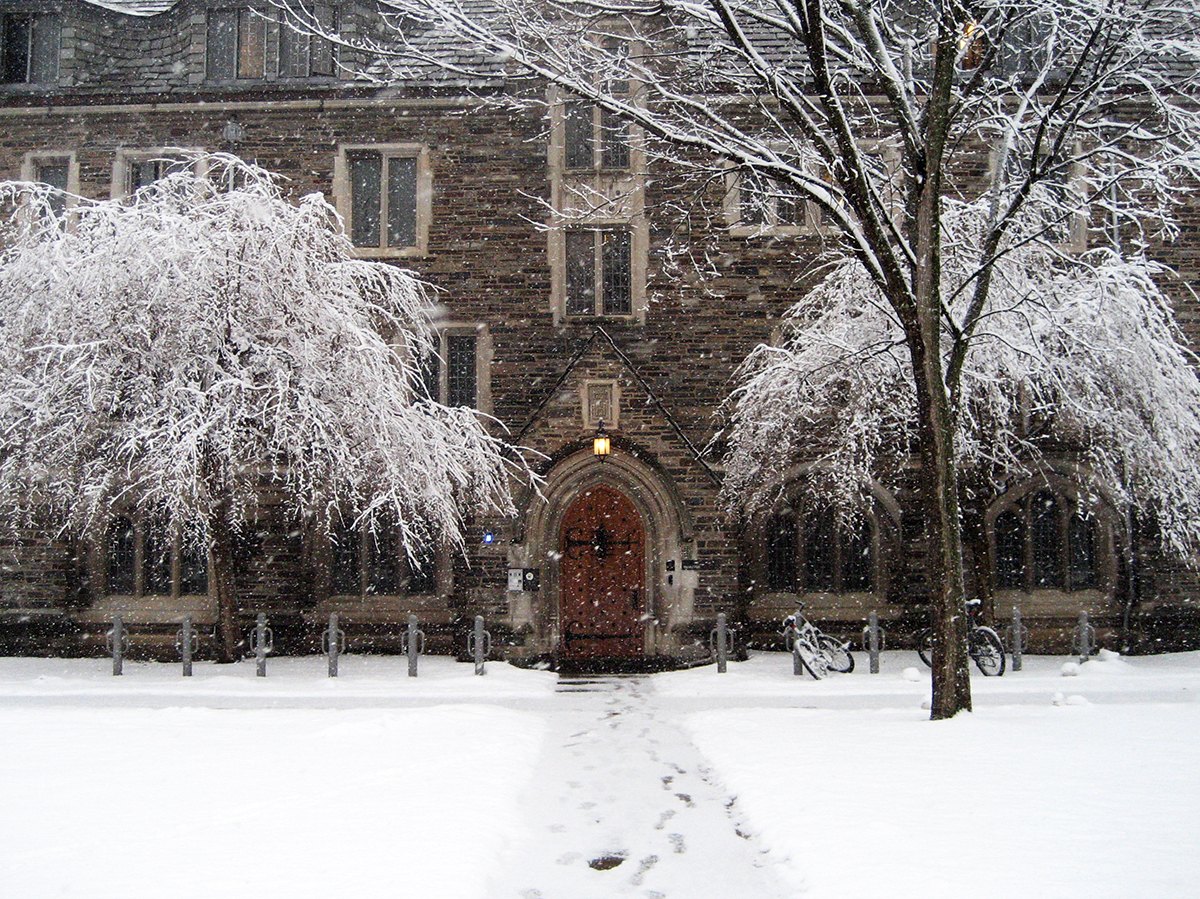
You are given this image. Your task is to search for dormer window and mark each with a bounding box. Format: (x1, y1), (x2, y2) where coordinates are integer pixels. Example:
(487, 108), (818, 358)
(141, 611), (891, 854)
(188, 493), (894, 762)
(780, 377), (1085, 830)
(1, 13), (59, 85)
(207, 8), (266, 81)
(278, 4), (337, 78)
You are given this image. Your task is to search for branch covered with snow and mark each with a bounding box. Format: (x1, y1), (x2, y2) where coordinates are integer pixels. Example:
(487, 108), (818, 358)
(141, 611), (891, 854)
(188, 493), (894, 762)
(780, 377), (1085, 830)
(724, 198), (1200, 558)
(0, 155), (523, 554)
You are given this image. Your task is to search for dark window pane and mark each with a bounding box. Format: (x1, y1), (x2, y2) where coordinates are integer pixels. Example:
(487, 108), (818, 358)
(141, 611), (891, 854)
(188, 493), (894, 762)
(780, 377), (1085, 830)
(365, 527), (399, 595)
(601, 230), (631, 315)
(739, 174), (767, 226)
(233, 528), (264, 576)
(776, 189), (804, 226)
(310, 4), (336, 76)
(237, 10), (265, 79)
(106, 517), (136, 595)
(179, 536), (209, 596)
(565, 102), (594, 169)
(36, 162), (69, 216)
(420, 349), (440, 401)
(1, 15), (31, 84)
(386, 156), (417, 248)
(1067, 511), (1097, 591)
(601, 108), (629, 169)
(35, 162), (68, 190)
(446, 334), (477, 408)
(129, 160), (160, 193)
(765, 514), (797, 591)
(207, 9), (237, 81)
(143, 527), (173, 596)
(566, 230), (595, 315)
(603, 39), (630, 93)
(330, 520), (360, 595)
(842, 518), (873, 592)
(128, 158), (184, 194)
(278, 24), (309, 78)
(349, 153), (382, 248)
(804, 513), (836, 592)
(406, 542), (436, 595)
(1031, 491), (1063, 589)
(28, 15), (57, 83)
(995, 509), (1025, 591)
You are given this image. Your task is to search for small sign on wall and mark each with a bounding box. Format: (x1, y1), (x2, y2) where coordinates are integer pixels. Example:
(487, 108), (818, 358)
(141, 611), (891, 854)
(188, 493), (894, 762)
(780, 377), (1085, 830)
(507, 568), (541, 592)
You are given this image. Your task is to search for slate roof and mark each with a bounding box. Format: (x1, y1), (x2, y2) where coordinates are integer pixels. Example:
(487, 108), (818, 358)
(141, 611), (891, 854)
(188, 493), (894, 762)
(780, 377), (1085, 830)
(81, 0), (178, 15)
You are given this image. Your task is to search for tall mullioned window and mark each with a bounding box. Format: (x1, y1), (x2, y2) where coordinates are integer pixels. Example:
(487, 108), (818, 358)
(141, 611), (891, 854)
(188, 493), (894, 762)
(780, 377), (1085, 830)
(566, 228), (631, 316)
(421, 331), (479, 409)
(330, 515), (436, 597)
(336, 144), (430, 256)
(105, 516), (209, 598)
(348, 150), (418, 250)
(994, 490), (1098, 593)
(764, 511), (875, 594)
(565, 101), (630, 171)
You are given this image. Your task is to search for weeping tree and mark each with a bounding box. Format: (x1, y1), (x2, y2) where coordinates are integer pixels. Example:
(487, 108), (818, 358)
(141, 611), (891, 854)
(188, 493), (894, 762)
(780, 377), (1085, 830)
(0, 155), (522, 662)
(724, 198), (1200, 610)
(295, 0), (1200, 715)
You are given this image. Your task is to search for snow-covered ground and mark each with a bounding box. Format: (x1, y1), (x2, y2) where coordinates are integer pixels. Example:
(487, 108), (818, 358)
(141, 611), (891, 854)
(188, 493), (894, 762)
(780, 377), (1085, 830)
(1, 650), (1197, 898)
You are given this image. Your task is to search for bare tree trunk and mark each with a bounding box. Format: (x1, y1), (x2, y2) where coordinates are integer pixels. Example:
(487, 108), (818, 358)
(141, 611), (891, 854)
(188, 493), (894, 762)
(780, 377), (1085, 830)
(208, 500), (240, 663)
(208, 501), (241, 662)
(910, 346), (972, 717)
(909, 14), (973, 719)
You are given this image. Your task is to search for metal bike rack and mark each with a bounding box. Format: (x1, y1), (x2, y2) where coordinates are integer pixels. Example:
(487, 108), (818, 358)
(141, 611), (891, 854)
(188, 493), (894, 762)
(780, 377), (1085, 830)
(406, 613), (425, 677)
(468, 615), (492, 675)
(322, 612), (346, 678)
(105, 615), (130, 676)
(175, 615), (200, 677)
(1072, 610), (1096, 663)
(249, 613), (274, 677)
(781, 618), (804, 675)
(709, 612), (729, 673)
(1007, 607), (1030, 672)
(861, 611), (886, 674)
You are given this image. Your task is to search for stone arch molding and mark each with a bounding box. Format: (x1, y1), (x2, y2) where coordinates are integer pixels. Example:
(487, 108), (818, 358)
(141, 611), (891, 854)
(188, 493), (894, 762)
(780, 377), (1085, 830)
(509, 448), (695, 658)
(763, 461), (903, 529)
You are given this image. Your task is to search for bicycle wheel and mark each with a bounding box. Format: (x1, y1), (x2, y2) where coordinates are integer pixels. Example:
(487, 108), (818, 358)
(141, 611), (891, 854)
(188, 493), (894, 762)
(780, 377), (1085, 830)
(916, 629), (935, 667)
(970, 626), (1006, 676)
(795, 637), (829, 680)
(818, 635), (855, 673)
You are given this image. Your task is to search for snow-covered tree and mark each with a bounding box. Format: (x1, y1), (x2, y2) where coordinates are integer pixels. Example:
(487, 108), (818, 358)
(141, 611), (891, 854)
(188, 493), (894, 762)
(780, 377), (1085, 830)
(289, 0), (1200, 715)
(0, 156), (522, 662)
(724, 197), (1200, 579)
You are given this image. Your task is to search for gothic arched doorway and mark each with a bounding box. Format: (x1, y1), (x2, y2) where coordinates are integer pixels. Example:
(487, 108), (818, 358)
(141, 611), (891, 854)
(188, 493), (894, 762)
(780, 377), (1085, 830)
(558, 484), (646, 661)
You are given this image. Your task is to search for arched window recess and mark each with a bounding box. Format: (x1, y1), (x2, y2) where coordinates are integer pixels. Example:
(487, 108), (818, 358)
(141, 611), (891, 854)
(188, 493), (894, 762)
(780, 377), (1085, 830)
(988, 475), (1120, 598)
(753, 481), (900, 601)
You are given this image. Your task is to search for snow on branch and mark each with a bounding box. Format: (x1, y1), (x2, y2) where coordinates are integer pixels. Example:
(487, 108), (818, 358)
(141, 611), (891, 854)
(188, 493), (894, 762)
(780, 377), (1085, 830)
(724, 197), (1200, 559)
(0, 154), (523, 555)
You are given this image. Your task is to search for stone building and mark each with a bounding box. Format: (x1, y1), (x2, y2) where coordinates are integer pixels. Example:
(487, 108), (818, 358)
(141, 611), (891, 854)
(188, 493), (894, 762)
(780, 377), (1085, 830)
(0, 0), (1196, 665)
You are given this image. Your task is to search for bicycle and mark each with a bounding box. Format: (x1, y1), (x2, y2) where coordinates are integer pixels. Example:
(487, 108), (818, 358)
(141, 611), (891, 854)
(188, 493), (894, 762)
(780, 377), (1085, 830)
(782, 604), (855, 679)
(915, 600), (1005, 676)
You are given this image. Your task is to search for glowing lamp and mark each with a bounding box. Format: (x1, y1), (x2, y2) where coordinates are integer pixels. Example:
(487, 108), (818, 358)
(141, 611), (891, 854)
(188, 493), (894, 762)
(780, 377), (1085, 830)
(593, 421), (611, 460)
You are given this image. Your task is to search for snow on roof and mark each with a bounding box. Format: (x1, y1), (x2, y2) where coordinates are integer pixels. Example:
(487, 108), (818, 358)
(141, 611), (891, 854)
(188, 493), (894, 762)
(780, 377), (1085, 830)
(81, 0), (179, 15)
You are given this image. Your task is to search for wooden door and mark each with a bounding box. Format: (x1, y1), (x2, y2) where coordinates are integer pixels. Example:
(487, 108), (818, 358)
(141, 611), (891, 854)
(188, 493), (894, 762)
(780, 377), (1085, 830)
(559, 485), (646, 660)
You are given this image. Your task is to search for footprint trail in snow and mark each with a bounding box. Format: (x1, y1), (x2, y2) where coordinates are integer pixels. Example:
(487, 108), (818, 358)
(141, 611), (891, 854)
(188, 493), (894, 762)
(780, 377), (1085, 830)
(485, 676), (794, 899)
